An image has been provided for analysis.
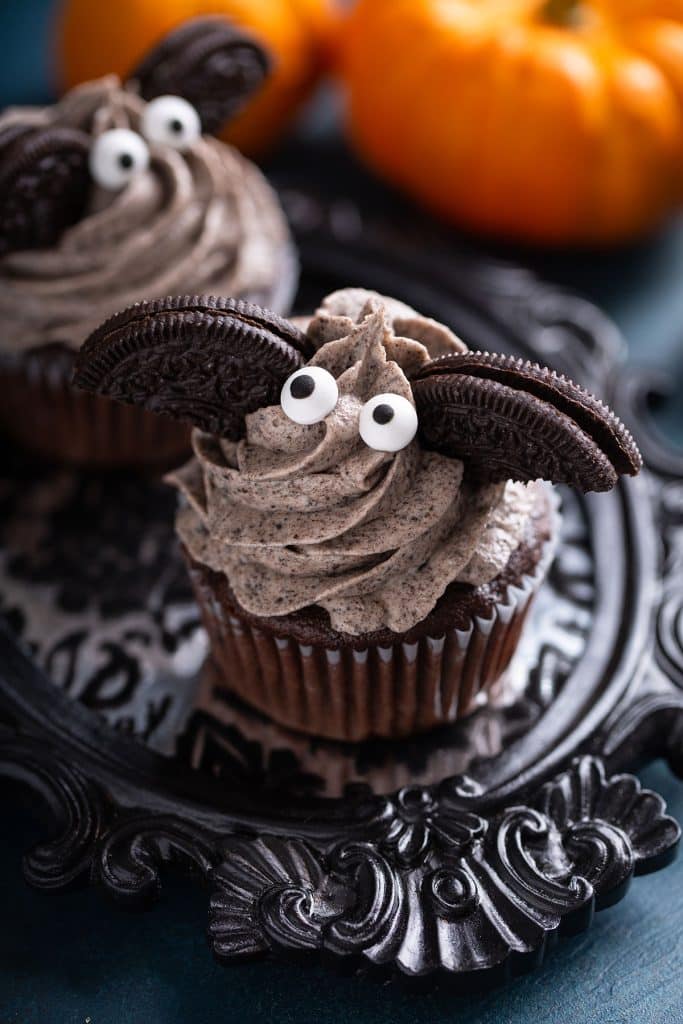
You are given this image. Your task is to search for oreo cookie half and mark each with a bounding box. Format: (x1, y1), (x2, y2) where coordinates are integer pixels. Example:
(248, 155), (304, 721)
(73, 295), (312, 440)
(131, 17), (271, 136)
(411, 352), (642, 492)
(0, 126), (90, 256)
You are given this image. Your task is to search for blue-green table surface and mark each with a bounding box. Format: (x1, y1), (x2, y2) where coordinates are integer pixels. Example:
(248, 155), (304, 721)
(1, 3), (683, 1020)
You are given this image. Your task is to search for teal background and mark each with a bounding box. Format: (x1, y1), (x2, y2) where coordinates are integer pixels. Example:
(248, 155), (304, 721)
(0, 0), (56, 105)
(1, 2), (683, 1020)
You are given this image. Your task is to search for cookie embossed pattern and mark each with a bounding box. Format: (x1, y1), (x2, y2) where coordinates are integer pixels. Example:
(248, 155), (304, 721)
(0, 201), (681, 986)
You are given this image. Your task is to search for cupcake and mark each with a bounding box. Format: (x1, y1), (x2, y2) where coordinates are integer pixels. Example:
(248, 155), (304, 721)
(0, 18), (297, 468)
(74, 289), (642, 740)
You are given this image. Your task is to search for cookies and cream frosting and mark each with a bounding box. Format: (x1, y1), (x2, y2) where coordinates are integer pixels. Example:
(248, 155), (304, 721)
(0, 77), (294, 355)
(171, 289), (542, 636)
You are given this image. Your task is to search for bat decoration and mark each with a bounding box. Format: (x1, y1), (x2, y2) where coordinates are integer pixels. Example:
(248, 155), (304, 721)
(0, 17), (271, 256)
(74, 295), (642, 493)
(131, 17), (271, 136)
(73, 296), (313, 441)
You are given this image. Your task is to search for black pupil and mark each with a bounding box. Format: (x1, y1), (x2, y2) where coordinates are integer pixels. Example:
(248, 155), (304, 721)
(169, 118), (184, 135)
(372, 403), (395, 425)
(290, 374), (315, 399)
(118, 152), (134, 170)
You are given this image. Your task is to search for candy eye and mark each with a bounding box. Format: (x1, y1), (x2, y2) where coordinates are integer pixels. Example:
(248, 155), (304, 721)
(141, 95), (202, 151)
(281, 367), (339, 425)
(89, 129), (150, 190)
(359, 393), (418, 452)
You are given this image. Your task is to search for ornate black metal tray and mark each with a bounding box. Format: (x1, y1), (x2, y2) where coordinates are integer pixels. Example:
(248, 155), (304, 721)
(1, 192), (682, 988)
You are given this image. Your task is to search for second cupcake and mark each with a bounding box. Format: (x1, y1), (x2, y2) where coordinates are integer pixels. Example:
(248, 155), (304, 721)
(0, 18), (297, 468)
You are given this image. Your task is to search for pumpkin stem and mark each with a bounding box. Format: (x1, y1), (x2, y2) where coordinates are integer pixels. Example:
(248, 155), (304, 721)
(540, 0), (584, 26)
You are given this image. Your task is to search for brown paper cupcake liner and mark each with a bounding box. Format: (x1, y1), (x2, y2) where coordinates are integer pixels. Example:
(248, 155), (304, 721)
(0, 244), (299, 469)
(0, 346), (191, 469)
(186, 658), (521, 797)
(187, 496), (560, 742)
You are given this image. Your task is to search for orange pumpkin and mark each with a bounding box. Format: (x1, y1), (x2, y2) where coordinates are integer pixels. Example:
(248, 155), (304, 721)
(342, 0), (683, 244)
(60, 0), (338, 155)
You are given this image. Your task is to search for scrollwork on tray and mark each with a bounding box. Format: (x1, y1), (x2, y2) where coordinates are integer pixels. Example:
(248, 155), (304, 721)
(0, 724), (105, 889)
(656, 481), (683, 691)
(2, 715), (677, 977)
(206, 757), (679, 974)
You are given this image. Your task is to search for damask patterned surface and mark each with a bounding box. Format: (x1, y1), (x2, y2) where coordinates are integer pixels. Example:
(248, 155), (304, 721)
(0, 467), (205, 752)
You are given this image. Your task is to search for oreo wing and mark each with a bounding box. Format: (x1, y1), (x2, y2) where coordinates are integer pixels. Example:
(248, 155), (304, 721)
(411, 352), (642, 493)
(0, 126), (90, 256)
(131, 17), (271, 135)
(73, 296), (312, 440)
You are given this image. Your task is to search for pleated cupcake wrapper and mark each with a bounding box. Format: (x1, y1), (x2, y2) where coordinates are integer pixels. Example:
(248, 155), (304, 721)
(0, 349), (190, 468)
(189, 500), (560, 742)
(0, 253), (299, 469)
(188, 659), (508, 797)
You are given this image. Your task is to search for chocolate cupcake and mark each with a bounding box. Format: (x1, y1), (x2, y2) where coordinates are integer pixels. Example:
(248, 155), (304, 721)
(74, 289), (642, 740)
(0, 18), (297, 468)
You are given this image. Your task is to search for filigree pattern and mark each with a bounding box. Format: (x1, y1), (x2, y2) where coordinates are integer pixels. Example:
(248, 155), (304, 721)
(209, 836), (351, 958)
(377, 787), (486, 867)
(534, 757), (680, 879)
(0, 725), (105, 889)
(656, 481), (683, 690)
(205, 757), (680, 975)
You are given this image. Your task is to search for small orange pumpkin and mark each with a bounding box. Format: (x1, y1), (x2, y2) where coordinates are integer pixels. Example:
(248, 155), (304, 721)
(342, 0), (683, 245)
(60, 0), (338, 156)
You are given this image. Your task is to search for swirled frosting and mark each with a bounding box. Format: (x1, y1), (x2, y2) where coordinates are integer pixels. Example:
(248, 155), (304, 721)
(171, 289), (542, 636)
(0, 77), (294, 355)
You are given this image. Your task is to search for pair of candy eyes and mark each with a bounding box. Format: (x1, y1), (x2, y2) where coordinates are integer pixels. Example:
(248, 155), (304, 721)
(281, 367), (418, 453)
(89, 95), (201, 191)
